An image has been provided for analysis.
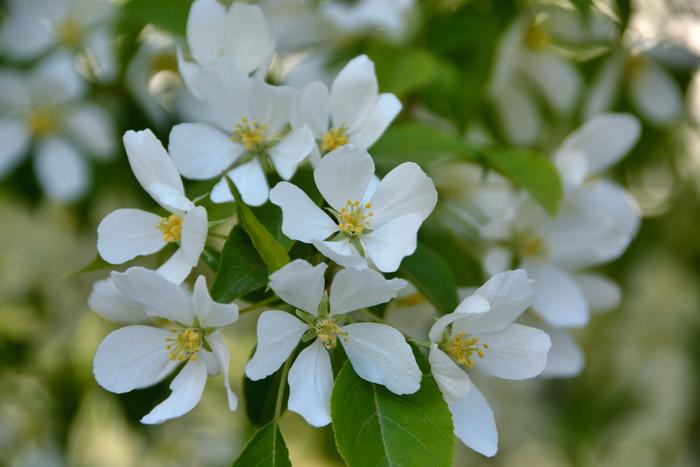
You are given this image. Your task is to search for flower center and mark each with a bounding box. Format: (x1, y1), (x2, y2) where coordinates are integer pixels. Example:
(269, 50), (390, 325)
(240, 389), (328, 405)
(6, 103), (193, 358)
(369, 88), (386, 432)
(26, 109), (59, 138)
(523, 21), (549, 51)
(625, 55), (647, 77)
(337, 200), (373, 237)
(166, 326), (203, 362)
(320, 127), (349, 153)
(517, 230), (547, 258)
(232, 117), (268, 151)
(158, 214), (183, 242)
(57, 18), (82, 47)
(314, 318), (347, 350)
(443, 332), (489, 369)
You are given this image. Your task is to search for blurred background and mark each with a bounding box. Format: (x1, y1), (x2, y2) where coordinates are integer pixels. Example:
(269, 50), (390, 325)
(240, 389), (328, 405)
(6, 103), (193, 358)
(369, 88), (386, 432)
(1, 0), (699, 466)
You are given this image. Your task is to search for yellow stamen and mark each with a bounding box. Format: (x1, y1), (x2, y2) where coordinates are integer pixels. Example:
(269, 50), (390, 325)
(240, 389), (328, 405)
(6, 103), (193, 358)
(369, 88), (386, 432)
(158, 214), (183, 242)
(166, 327), (203, 362)
(57, 18), (82, 47)
(320, 127), (349, 153)
(518, 230), (547, 258)
(625, 55), (647, 77)
(396, 292), (426, 307)
(337, 199), (373, 237)
(231, 117), (267, 151)
(314, 318), (348, 350)
(523, 21), (549, 51)
(444, 332), (488, 368)
(26, 109), (59, 138)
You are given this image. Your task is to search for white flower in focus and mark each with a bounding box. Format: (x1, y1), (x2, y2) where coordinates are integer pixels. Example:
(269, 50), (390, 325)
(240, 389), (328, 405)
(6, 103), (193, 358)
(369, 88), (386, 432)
(245, 259), (421, 427)
(427, 270), (550, 457)
(97, 129), (207, 284)
(291, 55), (401, 164)
(170, 63), (314, 206)
(0, 53), (115, 202)
(270, 146), (438, 272)
(93, 267), (239, 424)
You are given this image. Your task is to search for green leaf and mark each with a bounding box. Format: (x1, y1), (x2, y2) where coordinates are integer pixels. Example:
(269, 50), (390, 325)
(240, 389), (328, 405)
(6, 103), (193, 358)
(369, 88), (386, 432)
(399, 243), (459, 315)
(615, 0), (632, 31)
(371, 46), (438, 97)
(251, 203), (294, 252)
(122, 0), (192, 35)
(65, 254), (111, 278)
(227, 179), (290, 272)
(201, 245), (221, 271)
(243, 346), (293, 427)
(232, 421), (291, 467)
(210, 228), (268, 302)
(331, 362), (455, 467)
(570, 0), (592, 16)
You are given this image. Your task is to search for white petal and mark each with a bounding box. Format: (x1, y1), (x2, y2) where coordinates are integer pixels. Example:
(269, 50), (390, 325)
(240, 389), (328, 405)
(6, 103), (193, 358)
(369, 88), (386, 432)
(329, 267), (406, 315)
(574, 273), (621, 312)
(97, 209), (165, 264)
(148, 182), (194, 213)
(222, 2), (272, 74)
(269, 260), (327, 315)
(88, 279), (147, 324)
(229, 159), (269, 206)
(123, 129), (185, 207)
(245, 310), (307, 380)
(206, 331), (238, 411)
(0, 118), (29, 177)
(141, 358), (208, 424)
(0, 70), (30, 111)
(541, 329), (584, 378)
(180, 206), (208, 266)
(449, 383), (498, 457)
(111, 267), (194, 325)
(630, 60), (683, 125)
(493, 84), (541, 146)
(369, 162), (437, 226)
(290, 81), (330, 138)
(314, 145), (375, 211)
(250, 78), (295, 134)
(554, 149), (589, 187)
(268, 125), (315, 180)
(519, 51), (582, 114)
(186, 0), (227, 67)
(482, 247), (512, 277)
(31, 52), (84, 105)
(361, 214), (422, 273)
(524, 262), (589, 328)
(584, 53), (624, 119)
(193, 276), (239, 328)
(157, 248), (194, 285)
(348, 93), (401, 148)
(474, 324), (551, 380)
(269, 181), (338, 242)
(428, 295), (491, 343)
(210, 176), (234, 204)
(0, 0), (55, 59)
(555, 113), (640, 175)
(34, 139), (89, 202)
(330, 55), (378, 132)
(312, 239), (367, 269)
(287, 339), (333, 427)
(341, 323), (421, 395)
(169, 123), (242, 180)
(65, 105), (116, 159)
(429, 345), (470, 404)
(93, 325), (177, 394)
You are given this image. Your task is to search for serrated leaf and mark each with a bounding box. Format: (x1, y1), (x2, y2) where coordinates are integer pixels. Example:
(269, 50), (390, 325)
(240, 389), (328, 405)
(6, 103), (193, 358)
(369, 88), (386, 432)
(331, 362), (454, 467)
(399, 243), (459, 315)
(210, 228), (268, 302)
(232, 421), (291, 467)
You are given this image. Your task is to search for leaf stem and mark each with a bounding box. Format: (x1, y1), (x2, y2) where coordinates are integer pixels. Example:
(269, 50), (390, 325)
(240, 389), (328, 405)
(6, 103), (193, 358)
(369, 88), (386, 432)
(274, 355), (292, 420)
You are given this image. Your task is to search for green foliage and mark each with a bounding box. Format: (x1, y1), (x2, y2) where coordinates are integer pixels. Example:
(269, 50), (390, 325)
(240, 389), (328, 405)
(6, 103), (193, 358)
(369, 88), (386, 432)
(370, 46), (438, 98)
(399, 243), (459, 315)
(210, 228), (268, 302)
(232, 421), (292, 467)
(122, 0), (193, 35)
(331, 362), (455, 467)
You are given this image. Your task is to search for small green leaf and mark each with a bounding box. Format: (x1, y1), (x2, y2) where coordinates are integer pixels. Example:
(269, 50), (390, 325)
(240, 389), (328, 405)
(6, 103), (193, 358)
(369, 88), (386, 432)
(210, 228), (268, 302)
(122, 0), (192, 35)
(227, 179), (290, 272)
(232, 421), (291, 467)
(399, 243), (459, 315)
(371, 46), (438, 98)
(331, 362), (455, 467)
(244, 358), (290, 427)
(251, 203), (294, 252)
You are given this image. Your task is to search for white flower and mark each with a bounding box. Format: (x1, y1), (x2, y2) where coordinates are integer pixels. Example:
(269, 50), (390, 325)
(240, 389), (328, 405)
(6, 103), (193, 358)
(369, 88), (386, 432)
(169, 63), (315, 206)
(270, 145), (438, 272)
(97, 129), (207, 285)
(427, 270), (550, 457)
(0, 0), (117, 81)
(321, 0), (415, 41)
(0, 53), (115, 202)
(291, 55), (401, 164)
(245, 259), (421, 427)
(93, 267), (239, 424)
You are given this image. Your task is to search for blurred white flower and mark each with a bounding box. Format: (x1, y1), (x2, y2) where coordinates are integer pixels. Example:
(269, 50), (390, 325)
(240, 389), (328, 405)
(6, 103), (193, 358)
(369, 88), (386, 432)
(321, 0), (415, 42)
(93, 267), (239, 424)
(270, 145), (437, 272)
(97, 129), (207, 284)
(291, 55), (401, 164)
(0, 53), (115, 202)
(245, 259), (419, 427)
(428, 270), (550, 457)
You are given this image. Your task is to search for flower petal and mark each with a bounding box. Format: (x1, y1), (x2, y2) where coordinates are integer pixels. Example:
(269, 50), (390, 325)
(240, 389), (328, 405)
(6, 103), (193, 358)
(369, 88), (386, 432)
(222, 1), (272, 74)
(574, 272), (621, 312)
(148, 182), (195, 213)
(181, 206), (208, 266)
(268, 125), (315, 180)
(329, 266), (406, 315)
(519, 51), (582, 114)
(630, 59), (683, 125)
(88, 278), (148, 324)
(312, 239), (367, 269)
(361, 214), (422, 273)
(229, 159), (269, 206)
(141, 358), (208, 424)
(341, 323), (421, 395)
(314, 145), (375, 211)
(474, 324), (551, 380)
(330, 55), (378, 132)
(429, 344), (471, 404)
(93, 325), (177, 394)
(34, 138), (89, 202)
(269, 181), (338, 242)
(482, 247), (512, 277)
(449, 383), (498, 457)
(290, 81), (330, 138)
(111, 266), (194, 325)
(65, 104), (116, 159)
(157, 248), (195, 285)
(269, 260), (327, 315)
(0, 118), (29, 177)
(31, 52), (85, 105)
(97, 209), (166, 264)
(186, 0), (227, 67)
(369, 162), (438, 227)
(193, 276), (239, 328)
(250, 78), (295, 134)
(348, 93), (401, 148)
(523, 261), (589, 328)
(169, 123), (242, 180)
(206, 331), (238, 411)
(428, 295), (491, 343)
(541, 329), (584, 378)
(287, 339), (333, 427)
(245, 310), (307, 380)
(584, 53), (624, 119)
(493, 84), (541, 146)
